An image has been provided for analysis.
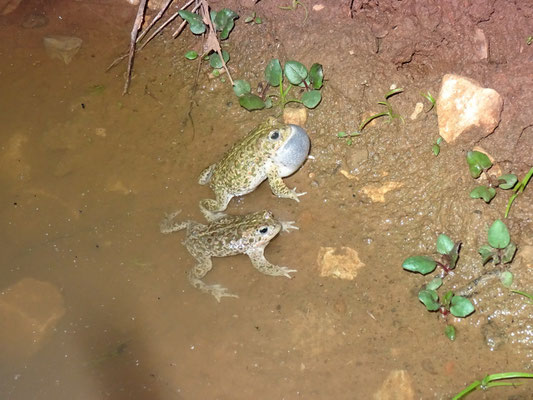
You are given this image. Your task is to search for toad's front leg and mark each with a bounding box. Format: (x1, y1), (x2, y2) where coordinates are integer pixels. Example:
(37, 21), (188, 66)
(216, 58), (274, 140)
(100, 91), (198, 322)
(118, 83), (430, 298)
(246, 248), (297, 278)
(266, 166), (306, 202)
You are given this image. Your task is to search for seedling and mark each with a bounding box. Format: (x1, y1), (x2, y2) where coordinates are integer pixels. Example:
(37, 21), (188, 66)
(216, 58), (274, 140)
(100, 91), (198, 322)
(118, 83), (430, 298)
(452, 372), (533, 399)
(184, 50), (198, 60)
(511, 289), (533, 303)
(478, 219), (517, 265)
(432, 136), (443, 156)
(337, 131), (362, 146)
(244, 11), (262, 24)
(467, 151), (531, 217)
(527, 36), (533, 45)
(179, 7), (238, 84)
(234, 59), (324, 112)
(421, 91), (436, 112)
(279, 0), (309, 23)
(418, 279), (474, 318)
(358, 88), (404, 131)
(402, 234), (461, 276)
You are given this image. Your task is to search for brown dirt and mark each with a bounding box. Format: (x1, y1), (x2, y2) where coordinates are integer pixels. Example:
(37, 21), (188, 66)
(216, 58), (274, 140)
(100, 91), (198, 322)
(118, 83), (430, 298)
(1, 0), (532, 399)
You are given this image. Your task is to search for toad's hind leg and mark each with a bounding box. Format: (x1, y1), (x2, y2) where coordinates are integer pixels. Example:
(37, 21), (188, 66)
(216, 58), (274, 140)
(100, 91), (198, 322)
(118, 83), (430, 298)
(199, 192), (233, 221)
(187, 255), (239, 302)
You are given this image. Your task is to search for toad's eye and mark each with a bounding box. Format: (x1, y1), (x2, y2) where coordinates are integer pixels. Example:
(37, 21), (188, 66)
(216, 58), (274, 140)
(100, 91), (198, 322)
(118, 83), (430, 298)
(259, 227), (269, 234)
(269, 130), (280, 140)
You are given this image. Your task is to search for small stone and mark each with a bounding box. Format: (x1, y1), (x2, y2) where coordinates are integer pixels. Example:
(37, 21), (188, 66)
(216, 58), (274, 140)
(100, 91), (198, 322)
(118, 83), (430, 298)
(318, 246), (365, 280)
(373, 369), (414, 400)
(409, 102), (424, 120)
(283, 106), (307, 126)
(437, 74), (503, 143)
(43, 35), (83, 65)
(361, 181), (404, 203)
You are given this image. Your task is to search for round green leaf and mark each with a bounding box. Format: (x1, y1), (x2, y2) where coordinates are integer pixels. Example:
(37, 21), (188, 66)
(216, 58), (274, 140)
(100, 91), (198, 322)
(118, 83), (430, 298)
(233, 79), (251, 96)
(209, 50), (230, 69)
(498, 174), (518, 190)
(488, 219), (511, 249)
(402, 256), (437, 275)
(436, 234), (454, 255)
(284, 61), (308, 85)
(265, 59), (283, 87)
(185, 50), (198, 60)
(213, 9), (239, 40)
(178, 10), (206, 35)
(301, 90), (322, 108)
(418, 289), (440, 311)
(445, 325), (456, 341)
(426, 277), (443, 291)
(500, 271), (513, 287)
(238, 93), (266, 111)
(466, 151), (492, 178)
(450, 296), (475, 317)
(469, 186), (496, 203)
(309, 63), (324, 89)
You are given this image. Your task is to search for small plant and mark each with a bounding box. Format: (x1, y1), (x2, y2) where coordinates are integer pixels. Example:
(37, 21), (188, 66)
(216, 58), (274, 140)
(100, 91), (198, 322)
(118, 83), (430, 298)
(478, 219), (517, 265)
(402, 234), (473, 339)
(452, 372), (533, 399)
(233, 59), (323, 112)
(467, 151), (532, 217)
(432, 136), (443, 156)
(244, 11), (262, 24)
(337, 88), (403, 144)
(421, 91), (436, 112)
(279, 0), (309, 22)
(527, 36), (533, 45)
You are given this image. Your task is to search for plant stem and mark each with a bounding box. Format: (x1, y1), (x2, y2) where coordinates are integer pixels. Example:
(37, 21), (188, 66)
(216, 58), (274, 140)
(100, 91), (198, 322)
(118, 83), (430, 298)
(452, 372), (533, 399)
(505, 167), (533, 218)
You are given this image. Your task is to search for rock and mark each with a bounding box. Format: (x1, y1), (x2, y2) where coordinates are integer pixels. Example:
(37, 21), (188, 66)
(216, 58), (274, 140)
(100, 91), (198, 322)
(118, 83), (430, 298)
(0, 278), (65, 360)
(361, 181), (404, 203)
(437, 74), (503, 143)
(43, 35), (83, 64)
(283, 106), (308, 126)
(317, 246), (365, 280)
(0, 0), (22, 15)
(373, 369), (415, 400)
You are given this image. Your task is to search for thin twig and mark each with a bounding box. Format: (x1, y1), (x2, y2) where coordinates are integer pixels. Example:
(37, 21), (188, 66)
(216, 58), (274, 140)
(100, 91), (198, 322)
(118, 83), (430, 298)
(137, 0), (174, 44)
(123, 0), (147, 95)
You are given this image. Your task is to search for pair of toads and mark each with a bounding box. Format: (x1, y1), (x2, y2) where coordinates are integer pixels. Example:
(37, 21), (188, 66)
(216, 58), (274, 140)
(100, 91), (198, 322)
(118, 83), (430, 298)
(160, 118), (311, 302)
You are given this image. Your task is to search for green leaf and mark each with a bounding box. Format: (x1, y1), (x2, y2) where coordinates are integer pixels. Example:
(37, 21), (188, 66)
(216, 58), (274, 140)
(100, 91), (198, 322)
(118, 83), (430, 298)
(445, 325), (456, 341)
(500, 271), (513, 287)
(442, 290), (454, 307)
(255, 16), (262, 24)
(479, 245), (496, 265)
(185, 50), (198, 60)
(209, 50), (230, 69)
(469, 186), (497, 203)
(466, 151), (492, 178)
(450, 296), (475, 317)
(265, 59), (283, 87)
(337, 131), (347, 138)
(426, 277), (443, 291)
(238, 93), (266, 111)
(179, 10), (206, 35)
(432, 144), (440, 156)
(301, 90), (322, 108)
(418, 289), (440, 311)
(402, 256), (437, 275)
(284, 60), (308, 85)
(233, 79), (251, 96)
(213, 8), (239, 40)
(502, 242), (517, 264)
(264, 97), (273, 108)
(488, 219), (511, 249)
(436, 234), (454, 255)
(498, 174), (518, 190)
(308, 63), (324, 89)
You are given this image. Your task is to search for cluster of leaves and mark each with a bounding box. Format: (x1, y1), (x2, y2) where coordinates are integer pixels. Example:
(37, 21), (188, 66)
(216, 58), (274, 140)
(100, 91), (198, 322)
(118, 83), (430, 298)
(180, 8), (238, 68)
(233, 59), (323, 111)
(467, 151), (533, 218)
(337, 88), (403, 145)
(402, 234), (473, 339)
(478, 219), (517, 266)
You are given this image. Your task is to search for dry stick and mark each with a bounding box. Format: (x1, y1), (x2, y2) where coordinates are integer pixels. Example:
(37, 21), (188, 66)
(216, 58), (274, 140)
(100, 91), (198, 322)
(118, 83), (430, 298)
(123, 0), (147, 95)
(199, 0), (234, 85)
(136, 0), (174, 44)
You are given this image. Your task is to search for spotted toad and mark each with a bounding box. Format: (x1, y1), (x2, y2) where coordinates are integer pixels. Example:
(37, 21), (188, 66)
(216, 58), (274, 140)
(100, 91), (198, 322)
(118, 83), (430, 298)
(198, 118), (310, 220)
(160, 210), (298, 302)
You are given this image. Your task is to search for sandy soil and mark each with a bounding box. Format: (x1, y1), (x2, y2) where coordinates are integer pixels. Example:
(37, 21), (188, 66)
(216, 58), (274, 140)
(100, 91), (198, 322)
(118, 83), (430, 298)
(1, 0), (532, 398)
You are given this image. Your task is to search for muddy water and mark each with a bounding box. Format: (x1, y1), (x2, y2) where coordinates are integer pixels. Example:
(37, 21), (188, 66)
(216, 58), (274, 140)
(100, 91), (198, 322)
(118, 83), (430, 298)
(1, 2), (532, 399)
